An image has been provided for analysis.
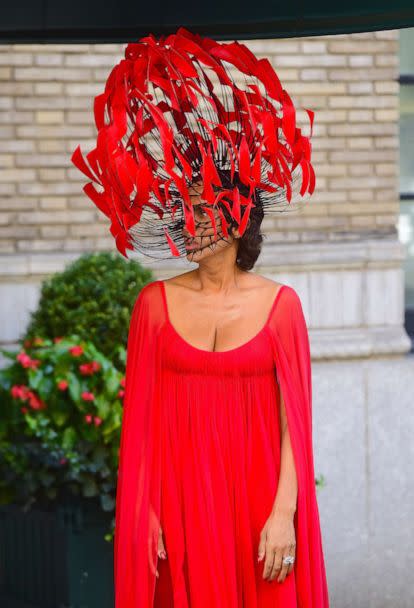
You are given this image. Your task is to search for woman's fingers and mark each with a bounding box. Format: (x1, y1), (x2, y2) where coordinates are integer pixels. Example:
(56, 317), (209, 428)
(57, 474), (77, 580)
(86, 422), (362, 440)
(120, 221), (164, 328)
(148, 531), (159, 578)
(261, 539), (296, 582)
(276, 553), (290, 582)
(257, 531), (266, 564)
(277, 543), (296, 582)
(158, 526), (167, 559)
(268, 548), (283, 581)
(262, 541), (279, 580)
(258, 516), (296, 583)
(285, 542), (296, 578)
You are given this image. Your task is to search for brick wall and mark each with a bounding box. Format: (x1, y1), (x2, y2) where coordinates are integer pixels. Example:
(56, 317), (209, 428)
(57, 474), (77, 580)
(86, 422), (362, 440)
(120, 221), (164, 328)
(0, 30), (399, 256)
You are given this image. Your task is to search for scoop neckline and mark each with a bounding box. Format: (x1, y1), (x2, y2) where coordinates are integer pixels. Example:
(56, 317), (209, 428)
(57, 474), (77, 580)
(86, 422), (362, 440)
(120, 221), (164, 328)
(159, 279), (286, 355)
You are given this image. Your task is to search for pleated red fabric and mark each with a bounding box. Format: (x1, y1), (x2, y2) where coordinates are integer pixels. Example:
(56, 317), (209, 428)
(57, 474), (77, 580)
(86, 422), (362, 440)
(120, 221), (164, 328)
(114, 279), (329, 608)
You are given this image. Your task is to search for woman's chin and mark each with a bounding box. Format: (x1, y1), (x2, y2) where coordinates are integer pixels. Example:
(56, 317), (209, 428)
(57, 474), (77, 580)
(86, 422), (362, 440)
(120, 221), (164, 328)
(184, 240), (222, 259)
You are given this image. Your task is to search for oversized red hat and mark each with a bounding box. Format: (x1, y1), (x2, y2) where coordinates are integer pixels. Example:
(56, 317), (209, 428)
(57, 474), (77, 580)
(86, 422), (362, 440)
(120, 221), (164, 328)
(71, 27), (315, 260)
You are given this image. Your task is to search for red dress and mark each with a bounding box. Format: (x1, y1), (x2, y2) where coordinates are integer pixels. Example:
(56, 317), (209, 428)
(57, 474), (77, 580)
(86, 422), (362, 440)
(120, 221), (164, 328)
(114, 280), (330, 608)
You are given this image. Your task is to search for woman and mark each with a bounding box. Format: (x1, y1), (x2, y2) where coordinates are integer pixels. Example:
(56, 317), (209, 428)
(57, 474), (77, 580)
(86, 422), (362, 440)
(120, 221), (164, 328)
(71, 27), (329, 607)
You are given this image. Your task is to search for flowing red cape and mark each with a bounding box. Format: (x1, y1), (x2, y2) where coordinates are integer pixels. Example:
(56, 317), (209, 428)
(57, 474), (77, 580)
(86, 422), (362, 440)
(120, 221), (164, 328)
(114, 280), (329, 607)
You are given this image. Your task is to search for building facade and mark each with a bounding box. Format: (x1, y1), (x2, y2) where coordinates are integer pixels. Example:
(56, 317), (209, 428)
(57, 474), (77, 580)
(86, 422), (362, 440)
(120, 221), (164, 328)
(0, 30), (413, 607)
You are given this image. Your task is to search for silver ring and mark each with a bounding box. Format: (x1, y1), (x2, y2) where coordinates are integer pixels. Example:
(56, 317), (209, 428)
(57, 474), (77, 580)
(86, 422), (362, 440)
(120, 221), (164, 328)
(282, 555), (295, 565)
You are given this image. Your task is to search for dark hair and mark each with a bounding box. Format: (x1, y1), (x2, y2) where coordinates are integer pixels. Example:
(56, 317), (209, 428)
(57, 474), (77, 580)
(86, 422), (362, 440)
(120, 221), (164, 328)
(234, 199), (265, 271)
(212, 168), (264, 271)
(217, 170), (265, 271)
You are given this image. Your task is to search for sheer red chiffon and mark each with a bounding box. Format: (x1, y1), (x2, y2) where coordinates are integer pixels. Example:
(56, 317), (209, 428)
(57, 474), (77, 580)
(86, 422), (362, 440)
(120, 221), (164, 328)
(114, 280), (329, 608)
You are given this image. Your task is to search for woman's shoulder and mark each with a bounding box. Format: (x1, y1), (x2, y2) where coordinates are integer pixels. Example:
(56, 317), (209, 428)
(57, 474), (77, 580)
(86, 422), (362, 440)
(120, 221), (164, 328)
(251, 274), (300, 305)
(135, 279), (163, 299)
(130, 280), (164, 317)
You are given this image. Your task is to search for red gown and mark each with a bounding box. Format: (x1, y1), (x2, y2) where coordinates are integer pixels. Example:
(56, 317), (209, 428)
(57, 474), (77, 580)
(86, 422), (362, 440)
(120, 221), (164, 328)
(114, 279), (330, 608)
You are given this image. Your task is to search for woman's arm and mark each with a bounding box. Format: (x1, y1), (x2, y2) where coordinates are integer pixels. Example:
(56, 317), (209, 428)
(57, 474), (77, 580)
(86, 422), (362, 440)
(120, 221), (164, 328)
(272, 385), (298, 517)
(257, 384), (298, 583)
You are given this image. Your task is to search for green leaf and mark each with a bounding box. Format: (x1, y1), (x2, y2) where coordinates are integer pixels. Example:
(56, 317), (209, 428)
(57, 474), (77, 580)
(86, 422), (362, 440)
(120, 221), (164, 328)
(104, 368), (121, 399)
(95, 395), (110, 419)
(28, 368), (43, 390)
(0, 348), (19, 359)
(67, 372), (81, 402)
(62, 427), (77, 450)
(51, 409), (70, 427)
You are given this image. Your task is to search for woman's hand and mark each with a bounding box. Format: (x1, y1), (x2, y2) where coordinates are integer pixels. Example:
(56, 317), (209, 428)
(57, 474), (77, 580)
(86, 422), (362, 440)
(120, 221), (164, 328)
(257, 510), (296, 583)
(157, 525), (167, 576)
(148, 506), (167, 579)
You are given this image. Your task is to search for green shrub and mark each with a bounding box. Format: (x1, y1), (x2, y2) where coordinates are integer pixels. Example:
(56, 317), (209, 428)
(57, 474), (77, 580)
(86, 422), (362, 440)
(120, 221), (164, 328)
(0, 253), (154, 540)
(0, 334), (126, 540)
(23, 252), (153, 361)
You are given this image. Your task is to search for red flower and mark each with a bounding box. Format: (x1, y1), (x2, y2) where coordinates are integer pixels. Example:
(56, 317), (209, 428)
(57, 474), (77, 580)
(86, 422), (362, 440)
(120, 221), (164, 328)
(81, 391), (95, 402)
(16, 351), (41, 369)
(118, 389), (125, 398)
(54, 336), (64, 343)
(79, 361), (101, 376)
(11, 384), (30, 400)
(69, 345), (84, 357)
(93, 416), (103, 426)
(59, 457), (68, 465)
(20, 406), (29, 414)
(57, 380), (68, 390)
(28, 393), (46, 410)
(120, 377), (126, 388)
(11, 384), (45, 409)
(84, 414), (93, 423)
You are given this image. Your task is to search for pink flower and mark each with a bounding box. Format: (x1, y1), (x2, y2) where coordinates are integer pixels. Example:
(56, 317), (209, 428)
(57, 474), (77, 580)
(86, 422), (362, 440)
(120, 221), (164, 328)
(118, 389), (125, 398)
(93, 416), (103, 426)
(59, 457), (68, 465)
(120, 377), (126, 388)
(69, 345), (84, 357)
(57, 380), (68, 390)
(84, 414), (93, 424)
(81, 391), (95, 402)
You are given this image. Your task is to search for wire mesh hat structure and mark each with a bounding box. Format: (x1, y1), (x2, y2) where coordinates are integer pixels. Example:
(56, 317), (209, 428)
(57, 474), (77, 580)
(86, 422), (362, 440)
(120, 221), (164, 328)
(71, 26), (316, 263)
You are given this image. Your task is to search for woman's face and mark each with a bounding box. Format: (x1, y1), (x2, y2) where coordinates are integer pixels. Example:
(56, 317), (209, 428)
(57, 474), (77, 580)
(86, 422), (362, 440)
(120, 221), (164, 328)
(182, 179), (239, 261)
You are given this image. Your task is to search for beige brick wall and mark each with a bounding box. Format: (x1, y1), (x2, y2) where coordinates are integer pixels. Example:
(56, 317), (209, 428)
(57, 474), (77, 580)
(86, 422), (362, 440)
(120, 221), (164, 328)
(0, 30), (399, 255)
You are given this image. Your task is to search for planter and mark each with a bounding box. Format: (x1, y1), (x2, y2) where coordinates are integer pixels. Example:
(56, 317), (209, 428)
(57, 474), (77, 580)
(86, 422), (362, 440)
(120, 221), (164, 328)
(0, 497), (114, 608)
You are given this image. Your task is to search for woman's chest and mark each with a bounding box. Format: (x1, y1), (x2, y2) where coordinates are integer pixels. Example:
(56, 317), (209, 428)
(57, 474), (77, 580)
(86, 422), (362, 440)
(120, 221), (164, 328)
(160, 322), (275, 377)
